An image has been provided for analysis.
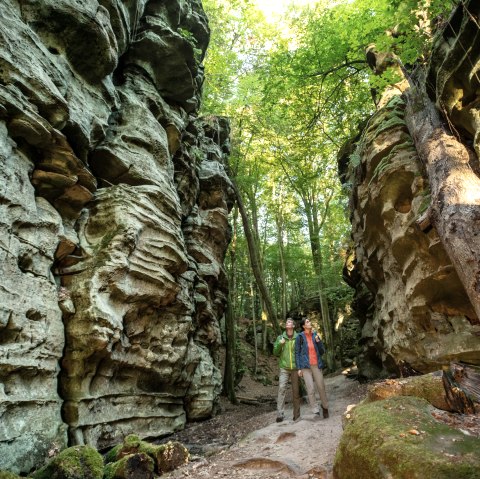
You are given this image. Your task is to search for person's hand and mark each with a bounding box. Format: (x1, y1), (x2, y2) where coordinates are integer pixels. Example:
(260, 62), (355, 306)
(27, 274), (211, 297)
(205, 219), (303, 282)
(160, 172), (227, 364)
(280, 337), (286, 344)
(297, 370), (302, 377)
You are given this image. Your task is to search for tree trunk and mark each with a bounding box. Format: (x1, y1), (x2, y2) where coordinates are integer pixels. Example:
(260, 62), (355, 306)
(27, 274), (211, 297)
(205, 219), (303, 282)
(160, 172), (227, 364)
(275, 211), (287, 322)
(251, 282), (258, 375)
(442, 362), (480, 414)
(229, 205), (239, 320)
(231, 179), (280, 335)
(223, 296), (238, 404)
(262, 302), (268, 352)
(303, 198), (335, 370)
(404, 81), (480, 321)
(223, 205), (239, 404)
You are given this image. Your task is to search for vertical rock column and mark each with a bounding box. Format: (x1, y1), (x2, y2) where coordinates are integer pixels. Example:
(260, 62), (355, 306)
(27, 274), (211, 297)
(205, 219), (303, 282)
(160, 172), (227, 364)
(0, 0), (234, 471)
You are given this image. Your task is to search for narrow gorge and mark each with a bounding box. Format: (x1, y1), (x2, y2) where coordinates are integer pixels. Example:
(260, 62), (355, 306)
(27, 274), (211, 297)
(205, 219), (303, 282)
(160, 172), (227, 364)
(1, 0), (480, 477)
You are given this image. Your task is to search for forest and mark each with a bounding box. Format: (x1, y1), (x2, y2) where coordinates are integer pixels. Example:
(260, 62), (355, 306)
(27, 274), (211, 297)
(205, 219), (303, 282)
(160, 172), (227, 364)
(198, 0), (466, 397)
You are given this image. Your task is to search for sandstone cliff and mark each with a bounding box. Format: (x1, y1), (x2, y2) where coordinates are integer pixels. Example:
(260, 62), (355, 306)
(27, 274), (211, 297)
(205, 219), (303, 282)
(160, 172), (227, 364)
(0, 0), (234, 473)
(340, 2), (480, 379)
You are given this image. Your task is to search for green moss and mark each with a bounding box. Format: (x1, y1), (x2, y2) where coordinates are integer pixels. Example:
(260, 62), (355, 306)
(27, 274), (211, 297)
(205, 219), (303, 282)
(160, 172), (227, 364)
(104, 453), (154, 479)
(368, 141), (415, 185)
(0, 471), (22, 479)
(31, 446), (103, 479)
(334, 396), (480, 479)
(105, 436), (188, 474)
(418, 189), (431, 215)
(363, 95), (410, 141)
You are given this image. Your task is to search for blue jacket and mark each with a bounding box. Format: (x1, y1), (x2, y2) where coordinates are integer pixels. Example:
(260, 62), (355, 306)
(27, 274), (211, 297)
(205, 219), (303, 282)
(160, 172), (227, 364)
(295, 331), (325, 369)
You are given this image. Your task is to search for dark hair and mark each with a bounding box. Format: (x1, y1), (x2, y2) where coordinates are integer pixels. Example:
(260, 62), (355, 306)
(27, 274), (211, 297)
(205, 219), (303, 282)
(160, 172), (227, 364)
(300, 317), (307, 329)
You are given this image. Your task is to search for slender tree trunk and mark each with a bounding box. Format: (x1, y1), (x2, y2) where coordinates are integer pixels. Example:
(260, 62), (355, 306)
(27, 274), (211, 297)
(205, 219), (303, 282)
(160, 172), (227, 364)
(404, 80), (480, 320)
(303, 197), (335, 370)
(229, 205), (239, 318)
(223, 205), (239, 404)
(275, 211), (287, 322)
(251, 282), (258, 375)
(262, 303), (268, 352)
(230, 179), (280, 334)
(223, 296), (238, 404)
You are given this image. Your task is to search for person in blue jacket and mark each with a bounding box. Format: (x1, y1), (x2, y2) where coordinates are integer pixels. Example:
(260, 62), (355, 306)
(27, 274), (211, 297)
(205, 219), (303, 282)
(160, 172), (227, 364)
(295, 317), (329, 418)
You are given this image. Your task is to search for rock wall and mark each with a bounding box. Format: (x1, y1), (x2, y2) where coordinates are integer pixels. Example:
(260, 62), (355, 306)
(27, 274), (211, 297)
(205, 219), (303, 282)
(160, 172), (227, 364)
(0, 0), (234, 473)
(340, 3), (480, 379)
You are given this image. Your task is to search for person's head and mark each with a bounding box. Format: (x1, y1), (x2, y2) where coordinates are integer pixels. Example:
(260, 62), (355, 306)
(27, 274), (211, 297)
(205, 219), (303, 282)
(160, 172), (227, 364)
(300, 317), (312, 331)
(285, 318), (294, 331)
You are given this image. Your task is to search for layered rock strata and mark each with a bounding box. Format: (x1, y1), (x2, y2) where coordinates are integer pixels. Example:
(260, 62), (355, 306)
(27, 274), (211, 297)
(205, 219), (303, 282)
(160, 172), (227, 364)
(340, 6), (480, 377)
(0, 0), (233, 473)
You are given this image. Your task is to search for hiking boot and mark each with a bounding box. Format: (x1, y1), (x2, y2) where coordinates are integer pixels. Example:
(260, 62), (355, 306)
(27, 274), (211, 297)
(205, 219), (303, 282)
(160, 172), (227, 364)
(276, 414), (284, 423)
(322, 407), (329, 419)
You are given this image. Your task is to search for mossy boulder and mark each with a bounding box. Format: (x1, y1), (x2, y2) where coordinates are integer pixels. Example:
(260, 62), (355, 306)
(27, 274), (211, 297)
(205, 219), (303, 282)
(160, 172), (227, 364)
(31, 445), (103, 479)
(104, 453), (154, 479)
(0, 471), (22, 479)
(105, 435), (189, 474)
(334, 396), (480, 479)
(366, 372), (449, 411)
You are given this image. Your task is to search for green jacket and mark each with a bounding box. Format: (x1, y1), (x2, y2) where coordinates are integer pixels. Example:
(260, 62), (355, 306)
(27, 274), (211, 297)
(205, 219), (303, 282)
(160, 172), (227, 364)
(273, 331), (298, 370)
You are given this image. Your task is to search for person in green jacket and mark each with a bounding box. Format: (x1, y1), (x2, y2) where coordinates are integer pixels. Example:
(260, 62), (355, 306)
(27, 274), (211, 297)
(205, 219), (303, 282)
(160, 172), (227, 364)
(273, 318), (300, 422)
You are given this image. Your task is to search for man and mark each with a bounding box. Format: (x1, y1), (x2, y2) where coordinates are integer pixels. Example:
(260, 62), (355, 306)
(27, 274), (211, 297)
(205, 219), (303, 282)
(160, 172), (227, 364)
(273, 318), (301, 423)
(295, 317), (329, 418)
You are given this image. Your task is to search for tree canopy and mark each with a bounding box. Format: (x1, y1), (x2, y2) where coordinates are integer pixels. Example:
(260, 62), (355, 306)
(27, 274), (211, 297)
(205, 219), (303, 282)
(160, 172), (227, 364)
(199, 0), (457, 377)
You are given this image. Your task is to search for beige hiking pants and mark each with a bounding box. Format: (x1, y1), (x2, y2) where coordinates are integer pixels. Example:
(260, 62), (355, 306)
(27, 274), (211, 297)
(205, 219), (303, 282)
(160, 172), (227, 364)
(277, 368), (301, 420)
(301, 364), (328, 413)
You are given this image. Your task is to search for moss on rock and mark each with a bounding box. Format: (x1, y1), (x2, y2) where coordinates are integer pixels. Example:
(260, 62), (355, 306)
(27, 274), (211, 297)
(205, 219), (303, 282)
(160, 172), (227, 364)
(366, 373), (449, 411)
(103, 453), (154, 479)
(0, 471), (22, 479)
(31, 445), (103, 479)
(105, 435), (189, 474)
(334, 396), (480, 479)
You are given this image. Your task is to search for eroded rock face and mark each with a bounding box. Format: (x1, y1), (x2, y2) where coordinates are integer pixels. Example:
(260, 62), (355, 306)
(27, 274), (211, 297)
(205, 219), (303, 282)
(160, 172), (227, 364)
(427, 0), (480, 165)
(341, 92), (480, 379)
(340, 1), (480, 379)
(0, 0), (233, 473)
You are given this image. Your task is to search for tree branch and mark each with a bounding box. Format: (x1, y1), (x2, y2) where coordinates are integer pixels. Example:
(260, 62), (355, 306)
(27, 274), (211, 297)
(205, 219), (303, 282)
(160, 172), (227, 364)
(304, 60), (367, 79)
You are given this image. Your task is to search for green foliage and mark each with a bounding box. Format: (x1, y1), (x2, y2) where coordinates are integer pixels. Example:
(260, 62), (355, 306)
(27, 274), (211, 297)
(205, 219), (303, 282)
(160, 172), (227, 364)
(0, 472), (22, 479)
(201, 0), (456, 346)
(418, 189), (431, 215)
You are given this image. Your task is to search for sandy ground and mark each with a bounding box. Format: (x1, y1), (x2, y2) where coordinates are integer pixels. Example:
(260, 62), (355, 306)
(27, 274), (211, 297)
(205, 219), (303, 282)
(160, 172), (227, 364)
(163, 373), (368, 479)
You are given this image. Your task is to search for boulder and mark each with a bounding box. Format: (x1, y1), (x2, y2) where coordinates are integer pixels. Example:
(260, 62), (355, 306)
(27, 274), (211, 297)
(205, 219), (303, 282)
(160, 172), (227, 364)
(341, 93), (480, 378)
(31, 445), (103, 479)
(334, 396), (480, 479)
(104, 453), (154, 479)
(105, 435), (189, 475)
(366, 372), (449, 411)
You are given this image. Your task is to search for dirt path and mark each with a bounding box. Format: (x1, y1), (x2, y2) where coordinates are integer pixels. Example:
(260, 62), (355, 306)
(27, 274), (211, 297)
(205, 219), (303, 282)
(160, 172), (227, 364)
(163, 373), (368, 479)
